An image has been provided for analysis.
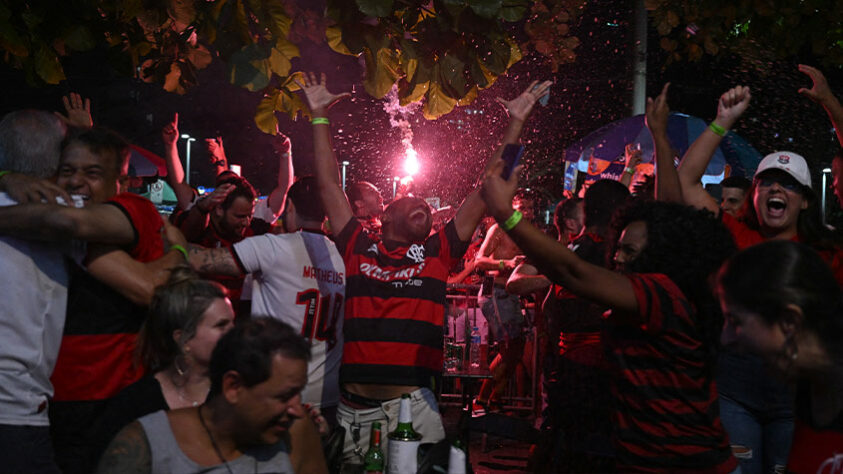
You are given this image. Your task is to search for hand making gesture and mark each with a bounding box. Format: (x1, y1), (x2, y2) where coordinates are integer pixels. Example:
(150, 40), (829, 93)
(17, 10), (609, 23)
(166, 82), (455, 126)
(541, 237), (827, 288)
(55, 92), (93, 129)
(715, 85), (751, 130)
(295, 72), (351, 116)
(162, 113), (179, 146)
(798, 64), (836, 105)
(645, 83), (670, 137)
(496, 80), (552, 122)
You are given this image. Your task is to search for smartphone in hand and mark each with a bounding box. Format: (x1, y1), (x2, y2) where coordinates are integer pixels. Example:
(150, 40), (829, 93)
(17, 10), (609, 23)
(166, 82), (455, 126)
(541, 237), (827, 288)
(500, 144), (525, 180)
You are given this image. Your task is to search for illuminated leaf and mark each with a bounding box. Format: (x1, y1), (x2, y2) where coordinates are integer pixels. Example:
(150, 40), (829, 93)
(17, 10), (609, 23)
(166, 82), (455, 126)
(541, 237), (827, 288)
(278, 88), (310, 121)
(34, 45), (65, 84)
(163, 62), (183, 93)
(506, 38), (522, 68)
(457, 85), (478, 106)
(229, 44), (271, 91)
(356, 0), (394, 18)
(266, 1), (292, 39)
(399, 59), (431, 106)
(423, 79), (457, 119)
(168, 0), (196, 31)
(255, 89), (280, 134)
(470, 58), (497, 89)
(269, 39), (299, 77)
(469, 0), (502, 19)
(282, 71), (305, 92)
(363, 46), (400, 99)
(187, 44), (213, 69)
(326, 26), (354, 55)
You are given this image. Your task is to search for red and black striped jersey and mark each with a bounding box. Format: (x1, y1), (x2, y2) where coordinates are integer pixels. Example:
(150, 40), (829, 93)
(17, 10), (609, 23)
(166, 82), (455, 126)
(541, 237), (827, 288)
(603, 273), (737, 473)
(51, 193), (164, 402)
(336, 219), (468, 389)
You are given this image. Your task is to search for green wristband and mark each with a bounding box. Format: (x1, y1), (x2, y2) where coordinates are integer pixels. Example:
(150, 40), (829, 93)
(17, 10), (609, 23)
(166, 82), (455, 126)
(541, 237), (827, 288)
(624, 167), (635, 175)
(708, 122), (727, 137)
(170, 244), (189, 261)
(311, 117), (330, 125)
(499, 210), (523, 232)
(0, 170), (11, 180)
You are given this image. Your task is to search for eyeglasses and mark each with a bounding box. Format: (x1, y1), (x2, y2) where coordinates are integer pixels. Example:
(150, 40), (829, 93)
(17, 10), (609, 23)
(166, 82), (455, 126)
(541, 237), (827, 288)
(755, 177), (802, 193)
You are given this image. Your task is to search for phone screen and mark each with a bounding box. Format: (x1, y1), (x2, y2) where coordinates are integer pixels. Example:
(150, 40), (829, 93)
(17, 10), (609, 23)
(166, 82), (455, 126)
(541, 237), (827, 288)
(500, 144), (525, 180)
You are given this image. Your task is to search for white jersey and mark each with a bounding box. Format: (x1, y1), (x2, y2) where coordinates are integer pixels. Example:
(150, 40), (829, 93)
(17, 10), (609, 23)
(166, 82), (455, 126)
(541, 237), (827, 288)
(233, 231), (345, 409)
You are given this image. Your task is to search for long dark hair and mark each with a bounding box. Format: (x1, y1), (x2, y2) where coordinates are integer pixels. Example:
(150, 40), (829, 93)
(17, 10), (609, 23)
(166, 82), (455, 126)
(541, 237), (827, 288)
(609, 200), (737, 366)
(717, 240), (843, 365)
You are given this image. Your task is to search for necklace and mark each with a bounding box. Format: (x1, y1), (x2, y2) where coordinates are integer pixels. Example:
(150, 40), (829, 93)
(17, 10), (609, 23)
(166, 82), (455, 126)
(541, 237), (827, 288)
(197, 405), (234, 474)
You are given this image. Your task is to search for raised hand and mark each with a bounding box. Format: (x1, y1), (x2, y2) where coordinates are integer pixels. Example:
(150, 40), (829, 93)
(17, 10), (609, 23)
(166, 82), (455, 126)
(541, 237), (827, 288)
(715, 85), (751, 129)
(196, 183), (235, 213)
(162, 113), (179, 146)
(496, 80), (552, 122)
(798, 64), (835, 104)
(55, 92), (93, 129)
(645, 83), (670, 136)
(481, 159), (523, 221)
(273, 126), (292, 153)
(625, 144), (643, 167)
(205, 136), (227, 167)
(294, 72), (350, 116)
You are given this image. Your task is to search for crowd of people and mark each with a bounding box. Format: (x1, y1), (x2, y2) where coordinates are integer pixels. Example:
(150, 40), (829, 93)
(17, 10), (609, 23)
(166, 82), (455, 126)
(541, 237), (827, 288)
(0, 63), (841, 474)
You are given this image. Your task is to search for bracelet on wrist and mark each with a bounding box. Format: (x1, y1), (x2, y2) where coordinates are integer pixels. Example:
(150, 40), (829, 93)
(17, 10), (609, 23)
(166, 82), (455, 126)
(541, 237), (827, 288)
(170, 244), (189, 261)
(624, 167), (635, 175)
(498, 259), (505, 271)
(708, 122), (727, 137)
(498, 210), (523, 232)
(311, 117), (330, 125)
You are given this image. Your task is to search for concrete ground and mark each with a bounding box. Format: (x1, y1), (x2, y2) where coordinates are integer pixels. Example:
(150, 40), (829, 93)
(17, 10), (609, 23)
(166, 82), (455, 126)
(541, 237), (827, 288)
(441, 404), (534, 473)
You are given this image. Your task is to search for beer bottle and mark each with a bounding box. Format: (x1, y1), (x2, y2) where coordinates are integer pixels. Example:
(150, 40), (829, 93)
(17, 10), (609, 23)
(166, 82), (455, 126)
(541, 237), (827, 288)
(387, 394), (422, 474)
(363, 421), (385, 474)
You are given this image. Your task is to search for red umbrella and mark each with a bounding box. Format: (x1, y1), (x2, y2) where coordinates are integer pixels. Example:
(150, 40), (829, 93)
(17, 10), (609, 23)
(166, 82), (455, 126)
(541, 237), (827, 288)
(128, 145), (168, 177)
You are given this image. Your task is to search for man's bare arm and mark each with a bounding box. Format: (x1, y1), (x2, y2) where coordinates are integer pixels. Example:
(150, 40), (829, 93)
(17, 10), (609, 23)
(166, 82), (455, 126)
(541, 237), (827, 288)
(188, 245), (243, 277)
(506, 262), (551, 296)
(161, 113), (195, 210)
(87, 246), (185, 306)
(96, 421), (151, 474)
(267, 131), (294, 216)
(0, 202), (135, 244)
(296, 73), (354, 233)
(798, 64), (843, 147)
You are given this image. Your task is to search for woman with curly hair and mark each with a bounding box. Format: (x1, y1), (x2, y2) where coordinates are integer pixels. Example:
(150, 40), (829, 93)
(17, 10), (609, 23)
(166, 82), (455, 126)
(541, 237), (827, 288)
(481, 157), (738, 472)
(717, 240), (843, 472)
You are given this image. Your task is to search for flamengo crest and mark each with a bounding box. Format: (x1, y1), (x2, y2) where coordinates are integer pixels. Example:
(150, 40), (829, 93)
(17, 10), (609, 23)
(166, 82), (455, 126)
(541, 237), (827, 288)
(406, 244), (425, 263)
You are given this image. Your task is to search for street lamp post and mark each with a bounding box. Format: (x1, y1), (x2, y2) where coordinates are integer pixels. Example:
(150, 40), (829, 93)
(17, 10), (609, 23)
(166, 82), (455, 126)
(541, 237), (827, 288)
(822, 167), (831, 226)
(181, 134), (196, 185)
(393, 176), (400, 199)
(341, 161), (350, 191)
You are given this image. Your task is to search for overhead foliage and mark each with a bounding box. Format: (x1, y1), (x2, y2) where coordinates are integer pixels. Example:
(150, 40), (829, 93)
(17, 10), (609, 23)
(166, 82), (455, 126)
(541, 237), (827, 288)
(646, 0), (843, 68)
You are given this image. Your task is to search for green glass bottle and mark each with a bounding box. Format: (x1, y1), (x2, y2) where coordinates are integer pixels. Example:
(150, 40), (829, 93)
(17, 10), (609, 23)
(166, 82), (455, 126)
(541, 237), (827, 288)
(387, 394), (422, 474)
(363, 421), (385, 474)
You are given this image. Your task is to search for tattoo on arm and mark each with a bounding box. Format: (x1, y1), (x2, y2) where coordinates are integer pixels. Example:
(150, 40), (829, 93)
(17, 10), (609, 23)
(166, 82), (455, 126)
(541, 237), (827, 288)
(188, 245), (242, 277)
(96, 421), (152, 474)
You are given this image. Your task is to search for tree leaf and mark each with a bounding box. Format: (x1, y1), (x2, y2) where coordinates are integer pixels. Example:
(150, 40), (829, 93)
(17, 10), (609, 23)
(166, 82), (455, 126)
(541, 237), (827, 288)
(457, 85), (478, 106)
(440, 52), (467, 97)
(499, 0), (527, 21)
(506, 38), (522, 68)
(163, 62), (183, 93)
(255, 89), (280, 134)
(423, 79), (457, 119)
(266, 0), (292, 39)
(229, 43), (272, 91)
(468, 0), (502, 19)
(326, 26), (354, 55)
(363, 46), (400, 99)
(34, 45), (65, 84)
(470, 57), (497, 89)
(282, 71), (305, 92)
(269, 39), (298, 77)
(64, 25), (96, 52)
(356, 0), (394, 18)
(278, 88), (310, 121)
(398, 59), (432, 106)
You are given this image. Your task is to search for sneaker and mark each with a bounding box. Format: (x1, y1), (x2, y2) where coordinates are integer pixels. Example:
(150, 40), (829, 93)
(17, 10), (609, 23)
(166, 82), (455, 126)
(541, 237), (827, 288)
(471, 398), (487, 417)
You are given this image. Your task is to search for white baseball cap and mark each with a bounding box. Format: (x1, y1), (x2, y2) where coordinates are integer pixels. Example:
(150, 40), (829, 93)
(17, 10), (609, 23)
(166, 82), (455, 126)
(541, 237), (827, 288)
(754, 151), (812, 188)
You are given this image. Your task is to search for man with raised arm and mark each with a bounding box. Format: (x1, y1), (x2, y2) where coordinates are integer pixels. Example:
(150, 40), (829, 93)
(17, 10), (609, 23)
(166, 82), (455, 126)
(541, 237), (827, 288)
(295, 72), (550, 464)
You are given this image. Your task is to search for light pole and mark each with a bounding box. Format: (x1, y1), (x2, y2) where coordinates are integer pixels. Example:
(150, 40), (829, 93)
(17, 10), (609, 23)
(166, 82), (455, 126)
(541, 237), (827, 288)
(181, 134), (196, 185)
(822, 167), (831, 226)
(393, 176), (400, 199)
(341, 161), (350, 191)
